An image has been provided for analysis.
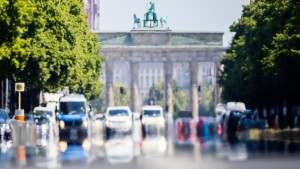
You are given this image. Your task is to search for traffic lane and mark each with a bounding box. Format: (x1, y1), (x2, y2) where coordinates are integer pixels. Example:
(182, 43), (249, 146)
(87, 151), (300, 169)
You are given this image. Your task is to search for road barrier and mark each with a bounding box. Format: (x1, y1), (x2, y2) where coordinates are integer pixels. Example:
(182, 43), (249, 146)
(15, 110), (24, 122)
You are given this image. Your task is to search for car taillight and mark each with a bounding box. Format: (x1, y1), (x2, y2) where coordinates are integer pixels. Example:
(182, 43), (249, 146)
(217, 123), (222, 135)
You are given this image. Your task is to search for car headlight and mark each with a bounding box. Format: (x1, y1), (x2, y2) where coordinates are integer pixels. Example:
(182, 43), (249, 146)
(59, 120), (65, 129)
(159, 117), (165, 127)
(58, 141), (67, 152)
(82, 120), (88, 128)
(82, 139), (90, 151)
(127, 120), (132, 128)
(105, 120), (110, 127)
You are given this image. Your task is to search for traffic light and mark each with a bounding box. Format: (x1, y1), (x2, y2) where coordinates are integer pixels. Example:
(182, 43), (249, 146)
(120, 87), (124, 94)
(198, 85), (201, 92)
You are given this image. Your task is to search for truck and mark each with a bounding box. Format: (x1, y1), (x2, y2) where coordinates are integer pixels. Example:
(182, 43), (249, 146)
(57, 94), (93, 145)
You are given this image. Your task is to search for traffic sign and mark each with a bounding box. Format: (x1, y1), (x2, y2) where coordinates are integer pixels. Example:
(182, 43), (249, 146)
(15, 83), (25, 92)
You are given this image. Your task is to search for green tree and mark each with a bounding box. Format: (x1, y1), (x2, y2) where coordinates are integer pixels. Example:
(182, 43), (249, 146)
(143, 81), (189, 117)
(220, 0), (300, 127)
(0, 0), (103, 102)
(114, 83), (130, 106)
(199, 80), (215, 116)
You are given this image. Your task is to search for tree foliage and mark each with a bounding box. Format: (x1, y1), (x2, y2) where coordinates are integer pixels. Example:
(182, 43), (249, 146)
(220, 0), (300, 109)
(199, 81), (215, 116)
(113, 83), (130, 107)
(143, 81), (189, 117)
(0, 0), (103, 100)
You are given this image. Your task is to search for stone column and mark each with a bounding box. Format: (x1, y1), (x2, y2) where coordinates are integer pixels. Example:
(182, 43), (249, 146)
(214, 62), (221, 105)
(130, 62), (140, 113)
(105, 61), (114, 107)
(189, 61), (199, 120)
(164, 61), (173, 115)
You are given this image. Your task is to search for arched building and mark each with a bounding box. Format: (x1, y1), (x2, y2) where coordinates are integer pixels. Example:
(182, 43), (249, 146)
(97, 28), (225, 118)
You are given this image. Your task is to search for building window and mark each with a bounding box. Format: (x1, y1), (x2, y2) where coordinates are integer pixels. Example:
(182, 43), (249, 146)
(152, 76), (155, 84)
(140, 76), (144, 88)
(146, 76), (149, 88)
(207, 68), (211, 76)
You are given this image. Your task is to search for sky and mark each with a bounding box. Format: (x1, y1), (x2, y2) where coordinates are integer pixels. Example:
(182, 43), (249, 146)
(99, 0), (250, 46)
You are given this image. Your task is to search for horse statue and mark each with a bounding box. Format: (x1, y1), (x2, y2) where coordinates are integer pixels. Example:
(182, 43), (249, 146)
(160, 16), (168, 28)
(133, 14), (141, 28)
(143, 0), (158, 27)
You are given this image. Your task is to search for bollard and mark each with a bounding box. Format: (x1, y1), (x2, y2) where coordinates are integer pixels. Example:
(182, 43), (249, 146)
(15, 109), (24, 122)
(13, 145), (27, 167)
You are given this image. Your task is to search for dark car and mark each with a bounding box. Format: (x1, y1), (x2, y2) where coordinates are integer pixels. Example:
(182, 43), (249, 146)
(226, 111), (244, 136)
(0, 109), (11, 141)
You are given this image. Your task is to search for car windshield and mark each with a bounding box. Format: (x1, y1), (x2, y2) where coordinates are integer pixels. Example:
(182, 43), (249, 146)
(60, 102), (86, 115)
(34, 110), (53, 117)
(143, 110), (161, 117)
(25, 114), (34, 121)
(108, 109), (129, 116)
(0, 110), (8, 120)
(230, 111), (243, 118)
(33, 113), (49, 123)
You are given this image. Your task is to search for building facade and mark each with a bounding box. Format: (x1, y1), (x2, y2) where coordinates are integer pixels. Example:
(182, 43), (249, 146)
(84, 0), (101, 31)
(98, 29), (225, 118)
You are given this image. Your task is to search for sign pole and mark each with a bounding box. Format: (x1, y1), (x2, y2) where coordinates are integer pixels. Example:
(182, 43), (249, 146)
(18, 91), (21, 111)
(15, 82), (25, 121)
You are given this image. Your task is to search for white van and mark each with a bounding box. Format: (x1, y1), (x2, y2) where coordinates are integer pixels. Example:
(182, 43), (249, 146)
(141, 105), (165, 138)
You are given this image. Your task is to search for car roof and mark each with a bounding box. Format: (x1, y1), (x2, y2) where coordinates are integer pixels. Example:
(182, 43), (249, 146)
(142, 105), (163, 111)
(33, 107), (54, 112)
(60, 94), (86, 102)
(0, 109), (7, 112)
(106, 106), (131, 111)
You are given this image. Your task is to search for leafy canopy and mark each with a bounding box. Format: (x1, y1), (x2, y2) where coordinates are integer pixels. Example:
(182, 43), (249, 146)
(0, 0), (103, 99)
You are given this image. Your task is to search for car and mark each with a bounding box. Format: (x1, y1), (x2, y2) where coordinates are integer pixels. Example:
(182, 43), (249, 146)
(105, 106), (133, 139)
(175, 111), (194, 144)
(215, 103), (226, 123)
(141, 105), (165, 138)
(33, 108), (56, 146)
(33, 107), (56, 125)
(196, 116), (216, 143)
(221, 102), (246, 138)
(57, 94), (92, 144)
(0, 109), (11, 141)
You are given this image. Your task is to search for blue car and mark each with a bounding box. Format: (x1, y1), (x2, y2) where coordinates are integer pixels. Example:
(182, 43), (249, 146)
(0, 109), (11, 141)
